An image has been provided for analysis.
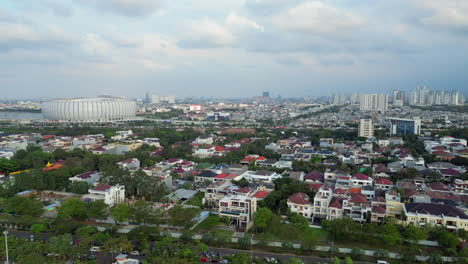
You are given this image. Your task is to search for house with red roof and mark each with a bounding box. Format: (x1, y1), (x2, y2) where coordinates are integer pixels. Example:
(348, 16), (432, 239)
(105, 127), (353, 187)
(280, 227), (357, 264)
(252, 190), (269, 200)
(304, 171), (324, 183)
(327, 197), (344, 221)
(287, 193), (313, 218)
(342, 193), (371, 222)
(351, 173), (373, 187)
(69, 171), (101, 185)
(375, 178), (393, 190)
(82, 184), (125, 206)
(240, 155), (266, 165)
(439, 168), (462, 181)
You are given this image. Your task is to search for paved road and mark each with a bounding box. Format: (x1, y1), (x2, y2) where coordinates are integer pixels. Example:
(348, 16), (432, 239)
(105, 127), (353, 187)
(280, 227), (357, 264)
(206, 246), (375, 264)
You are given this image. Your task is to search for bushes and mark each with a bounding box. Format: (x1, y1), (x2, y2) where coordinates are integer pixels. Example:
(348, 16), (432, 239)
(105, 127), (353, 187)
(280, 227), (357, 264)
(344, 256), (353, 264)
(350, 248), (364, 260)
(374, 249), (389, 259)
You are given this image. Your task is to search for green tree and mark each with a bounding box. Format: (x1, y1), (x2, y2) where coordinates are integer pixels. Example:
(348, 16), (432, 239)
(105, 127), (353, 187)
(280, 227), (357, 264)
(403, 224), (428, 241)
(0, 158), (19, 173)
(437, 232), (458, 249)
(3, 196), (43, 216)
(427, 253), (443, 264)
(227, 253), (252, 264)
(238, 236), (251, 250)
(86, 200), (108, 220)
(75, 226), (97, 240)
(374, 249), (389, 259)
(167, 205), (197, 228)
(344, 256), (353, 264)
(284, 258), (303, 264)
(69, 181), (89, 194)
(103, 236), (132, 256)
(333, 257), (341, 264)
(57, 198), (87, 220)
(253, 207), (273, 232)
(131, 200), (151, 224)
(30, 224), (46, 234)
(289, 213), (309, 230)
(49, 233), (73, 258)
(110, 203), (131, 223)
(380, 224), (401, 246)
(350, 248), (364, 260)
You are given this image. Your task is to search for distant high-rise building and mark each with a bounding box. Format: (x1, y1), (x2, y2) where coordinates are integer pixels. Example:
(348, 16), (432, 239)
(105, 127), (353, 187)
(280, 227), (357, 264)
(145, 92), (150, 104)
(360, 94), (388, 112)
(151, 95), (160, 104)
(359, 119), (374, 138)
(388, 117), (421, 136)
(262, 91), (270, 97)
(151, 95), (174, 104)
(350, 93), (359, 104)
(409, 86), (458, 106)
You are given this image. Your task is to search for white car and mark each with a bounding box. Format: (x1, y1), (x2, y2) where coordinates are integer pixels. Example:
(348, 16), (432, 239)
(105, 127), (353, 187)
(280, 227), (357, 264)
(377, 261), (389, 264)
(90, 246), (101, 252)
(131, 251), (140, 256)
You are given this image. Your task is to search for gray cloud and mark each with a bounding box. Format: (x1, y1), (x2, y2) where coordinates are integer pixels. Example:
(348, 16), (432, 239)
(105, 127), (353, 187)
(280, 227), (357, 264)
(275, 57), (302, 66)
(77, 0), (163, 17)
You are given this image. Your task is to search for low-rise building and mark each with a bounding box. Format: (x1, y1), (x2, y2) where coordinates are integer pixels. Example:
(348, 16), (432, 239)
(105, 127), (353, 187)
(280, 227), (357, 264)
(403, 203), (468, 231)
(83, 184), (125, 206)
(69, 171), (101, 186)
(116, 158), (140, 171)
(287, 193), (313, 218)
(218, 195), (257, 231)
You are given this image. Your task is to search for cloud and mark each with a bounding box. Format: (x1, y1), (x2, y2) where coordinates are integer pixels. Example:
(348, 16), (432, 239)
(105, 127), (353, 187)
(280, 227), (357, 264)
(273, 1), (364, 36)
(416, 0), (468, 33)
(77, 0), (162, 17)
(179, 19), (234, 48)
(275, 57), (302, 66)
(0, 22), (71, 52)
(226, 12), (264, 32)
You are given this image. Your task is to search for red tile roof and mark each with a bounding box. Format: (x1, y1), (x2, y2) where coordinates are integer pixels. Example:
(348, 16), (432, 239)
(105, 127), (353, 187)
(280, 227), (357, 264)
(352, 173), (370, 180)
(309, 183), (323, 192)
(376, 178), (393, 185)
(288, 192), (311, 205)
(349, 193), (367, 204)
(439, 168), (461, 176)
(329, 197), (343, 209)
(91, 184), (112, 192)
(348, 188), (361, 194)
(252, 190), (269, 199)
(333, 188), (346, 195)
(372, 205), (386, 214)
(428, 182), (451, 192)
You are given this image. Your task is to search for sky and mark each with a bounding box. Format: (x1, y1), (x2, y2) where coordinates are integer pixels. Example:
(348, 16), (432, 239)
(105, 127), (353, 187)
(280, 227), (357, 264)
(1, 0), (468, 99)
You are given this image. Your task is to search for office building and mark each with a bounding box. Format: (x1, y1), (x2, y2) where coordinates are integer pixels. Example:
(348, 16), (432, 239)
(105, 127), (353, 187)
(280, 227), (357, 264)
(388, 117), (421, 136)
(359, 119), (374, 138)
(360, 94), (388, 112)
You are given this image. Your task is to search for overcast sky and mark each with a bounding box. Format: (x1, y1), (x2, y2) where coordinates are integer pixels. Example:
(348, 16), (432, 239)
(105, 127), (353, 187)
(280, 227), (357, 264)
(1, 0), (468, 99)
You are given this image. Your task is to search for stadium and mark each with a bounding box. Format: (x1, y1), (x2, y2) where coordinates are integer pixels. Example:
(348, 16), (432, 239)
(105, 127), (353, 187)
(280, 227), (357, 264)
(42, 97), (137, 123)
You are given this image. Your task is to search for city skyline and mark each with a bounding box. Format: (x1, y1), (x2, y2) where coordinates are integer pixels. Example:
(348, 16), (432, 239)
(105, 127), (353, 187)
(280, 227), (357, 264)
(1, 1), (468, 99)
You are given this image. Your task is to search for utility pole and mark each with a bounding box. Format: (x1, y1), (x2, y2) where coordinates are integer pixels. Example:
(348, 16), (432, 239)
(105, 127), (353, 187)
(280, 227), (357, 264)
(3, 231), (9, 264)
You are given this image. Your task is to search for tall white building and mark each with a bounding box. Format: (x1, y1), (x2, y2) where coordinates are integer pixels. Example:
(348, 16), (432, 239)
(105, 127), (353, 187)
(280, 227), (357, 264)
(360, 94), (388, 112)
(359, 119), (374, 138)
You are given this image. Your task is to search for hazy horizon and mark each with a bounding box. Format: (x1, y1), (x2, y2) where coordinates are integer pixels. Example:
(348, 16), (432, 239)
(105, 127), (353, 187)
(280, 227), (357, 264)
(1, 0), (468, 99)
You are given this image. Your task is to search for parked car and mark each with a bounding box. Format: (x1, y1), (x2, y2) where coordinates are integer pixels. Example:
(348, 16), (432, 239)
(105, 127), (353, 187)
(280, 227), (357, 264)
(220, 260), (228, 264)
(90, 246), (101, 252)
(131, 251), (140, 256)
(200, 257), (208, 262)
